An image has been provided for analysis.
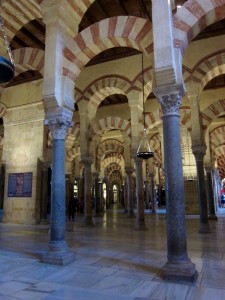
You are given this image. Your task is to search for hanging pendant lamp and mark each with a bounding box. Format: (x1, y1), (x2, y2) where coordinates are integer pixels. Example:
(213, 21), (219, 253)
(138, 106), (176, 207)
(136, 53), (154, 159)
(0, 7), (14, 84)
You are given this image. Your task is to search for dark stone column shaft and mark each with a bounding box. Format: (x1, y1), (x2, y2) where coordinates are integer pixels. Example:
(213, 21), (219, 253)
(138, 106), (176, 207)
(50, 139), (66, 241)
(157, 93), (197, 282)
(126, 167), (135, 218)
(206, 169), (217, 219)
(163, 113), (188, 260)
(193, 147), (210, 233)
(83, 159), (93, 225)
(41, 119), (75, 265)
(135, 157), (147, 230)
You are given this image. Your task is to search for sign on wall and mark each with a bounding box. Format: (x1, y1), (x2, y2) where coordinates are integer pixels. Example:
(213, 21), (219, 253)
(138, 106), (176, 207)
(8, 172), (32, 197)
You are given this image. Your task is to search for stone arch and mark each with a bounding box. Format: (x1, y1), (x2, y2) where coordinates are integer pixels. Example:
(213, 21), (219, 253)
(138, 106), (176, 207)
(1, 1), (42, 42)
(12, 48), (45, 76)
(210, 126), (225, 153)
(66, 146), (80, 162)
(97, 139), (124, 160)
(88, 87), (126, 121)
(145, 109), (162, 130)
(133, 66), (153, 102)
(62, 16), (152, 102)
(191, 51), (225, 88)
(173, 0), (225, 54)
(150, 133), (162, 167)
(0, 104), (7, 118)
(101, 154), (123, 169)
(83, 75), (132, 103)
(91, 116), (131, 137)
(217, 153), (225, 179)
(201, 99), (225, 130)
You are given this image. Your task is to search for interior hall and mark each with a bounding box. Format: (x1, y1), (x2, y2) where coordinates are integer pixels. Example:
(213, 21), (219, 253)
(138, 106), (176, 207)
(0, 0), (225, 299)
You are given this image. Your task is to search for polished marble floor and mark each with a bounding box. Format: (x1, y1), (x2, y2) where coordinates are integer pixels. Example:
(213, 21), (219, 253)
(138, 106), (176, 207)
(0, 207), (225, 300)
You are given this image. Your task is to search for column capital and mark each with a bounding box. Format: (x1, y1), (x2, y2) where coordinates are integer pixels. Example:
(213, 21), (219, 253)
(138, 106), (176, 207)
(125, 166), (134, 175)
(205, 164), (213, 173)
(158, 93), (182, 116)
(92, 171), (100, 178)
(82, 157), (93, 166)
(192, 144), (206, 161)
(45, 118), (73, 140)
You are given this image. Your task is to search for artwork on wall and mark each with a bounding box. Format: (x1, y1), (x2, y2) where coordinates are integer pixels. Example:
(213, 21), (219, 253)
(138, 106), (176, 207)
(8, 172), (32, 197)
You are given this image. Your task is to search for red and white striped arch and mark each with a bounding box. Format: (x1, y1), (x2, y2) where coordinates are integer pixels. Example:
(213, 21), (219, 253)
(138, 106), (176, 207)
(66, 146), (80, 162)
(201, 99), (225, 130)
(97, 139), (124, 160)
(91, 116), (131, 137)
(0, 104), (7, 119)
(216, 154), (225, 179)
(133, 67), (153, 100)
(88, 87), (126, 117)
(101, 154), (123, 169)
(173, 0), (225, 54)
(13, 48), (44, 76)
(62, 16), (152, 88)
(210, 126), (225, 154)
(150, 133), (162, 167)
(82, 75), (132, 103)
(191, 51), (225, 88)
(0, 0), (42, 44)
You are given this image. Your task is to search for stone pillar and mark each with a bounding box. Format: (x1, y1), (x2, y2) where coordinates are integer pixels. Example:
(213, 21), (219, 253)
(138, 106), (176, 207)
(40, 161), (49, 224)
(149, 173), (156, 213)
(99, 181), (103, 212)
(123, 179), (128, 213)
(192, 146), (211, 233)
(125, 167), (135, 218)
(205, 166), (217, 220)
(83, 158), (94, 226)
(158, 93), (197, 282)
(42, 120), (75, 265)
(134, 157), (147, 230)
(93, 172), (100, 215)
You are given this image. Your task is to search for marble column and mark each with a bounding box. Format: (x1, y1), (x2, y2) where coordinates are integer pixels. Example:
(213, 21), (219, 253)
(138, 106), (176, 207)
(149, 173), (156, 213)
(93, 172), (100, 215)
(135, 157), (147, 230)
(123, 180), (128, 213)
(144, 181), (150, 209)
(40, 161), (48, 224)
(192, 146), (211, 233)
(158, 93), (197, 282)
(205, 167), (217, 220)
(42, 120), (75, 265)
(83, 158), (94, 226)
(125, 167), (135, 218)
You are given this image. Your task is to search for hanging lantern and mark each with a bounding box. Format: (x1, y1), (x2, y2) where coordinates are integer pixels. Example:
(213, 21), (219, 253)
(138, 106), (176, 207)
(136, 53), (154, 160)
(0, 12), (14, 84)
(137, 128), (154, 159)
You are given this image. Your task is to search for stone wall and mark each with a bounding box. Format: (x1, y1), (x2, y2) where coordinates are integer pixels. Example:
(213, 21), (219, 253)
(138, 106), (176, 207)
(2, 102), (45, 224)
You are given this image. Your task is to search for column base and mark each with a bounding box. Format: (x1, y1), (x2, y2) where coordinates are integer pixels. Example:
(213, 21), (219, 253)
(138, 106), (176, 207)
(162, 260), (198, 282)
(127, 212), (135, 219)
(84, 216), (94, 226)
(136, 223), (148, 231)
(40, 218), (49, 225)
(208, 215), (218, 221)
(42, 240), (75, 266)
(199, 222), (211, 233)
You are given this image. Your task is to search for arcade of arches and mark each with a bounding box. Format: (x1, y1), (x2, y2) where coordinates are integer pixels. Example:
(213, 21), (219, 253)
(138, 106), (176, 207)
(0, 0), (225, 284)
